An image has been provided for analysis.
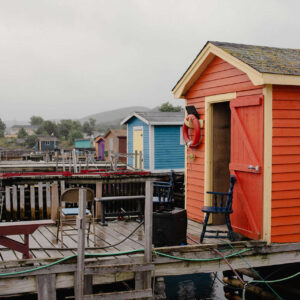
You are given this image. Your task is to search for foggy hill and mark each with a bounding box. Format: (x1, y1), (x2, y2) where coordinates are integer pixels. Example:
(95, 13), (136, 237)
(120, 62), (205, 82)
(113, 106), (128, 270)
(79, 106), (151, 125)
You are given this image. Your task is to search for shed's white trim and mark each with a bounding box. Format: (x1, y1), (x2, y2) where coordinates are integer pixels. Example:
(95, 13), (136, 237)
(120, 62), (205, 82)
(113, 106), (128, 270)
(149, 125), (155, 172)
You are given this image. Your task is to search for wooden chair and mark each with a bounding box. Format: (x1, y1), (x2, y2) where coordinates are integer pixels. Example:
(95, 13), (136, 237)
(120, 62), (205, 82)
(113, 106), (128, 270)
(56, 187), (96, 247)
(153, 170), (175, 212)
(200, 175), (236, 243)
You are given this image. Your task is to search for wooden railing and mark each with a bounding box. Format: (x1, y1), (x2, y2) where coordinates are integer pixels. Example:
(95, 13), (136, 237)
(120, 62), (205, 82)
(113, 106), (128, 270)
(0, 173), (184, 222)
(1, 179), (146, 222)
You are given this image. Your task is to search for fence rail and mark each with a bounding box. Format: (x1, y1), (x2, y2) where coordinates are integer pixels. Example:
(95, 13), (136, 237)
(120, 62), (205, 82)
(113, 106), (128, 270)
(1, 179), (147, 222)
(0, 173), (184, 222)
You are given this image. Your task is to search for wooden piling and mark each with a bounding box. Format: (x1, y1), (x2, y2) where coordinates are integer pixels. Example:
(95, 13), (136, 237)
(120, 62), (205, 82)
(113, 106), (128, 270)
(143, 180), (153, 297)
(37, 274), (56, 300)
(12, 185), (17, 220)
(38, 182), (43, 219)
(46, 182), (51, 218)
(19, 185), (25, 220)
(75, 188), (87, 300)
(96, 182), (102, 220)
(30, 185), (35, 220)
(5, 186), (11, 220)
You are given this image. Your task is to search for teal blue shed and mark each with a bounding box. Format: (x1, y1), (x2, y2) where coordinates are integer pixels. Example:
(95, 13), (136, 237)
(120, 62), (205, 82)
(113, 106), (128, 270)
(121, 111), (185, 173)
(74, 138), (94, 149)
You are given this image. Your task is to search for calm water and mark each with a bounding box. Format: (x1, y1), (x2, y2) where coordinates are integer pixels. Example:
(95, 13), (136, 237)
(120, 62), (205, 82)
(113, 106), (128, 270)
(164, 273), (225, 300)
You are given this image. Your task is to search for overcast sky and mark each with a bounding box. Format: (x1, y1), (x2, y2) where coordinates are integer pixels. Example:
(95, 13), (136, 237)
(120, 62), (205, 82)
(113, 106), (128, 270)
(1, 0), (299, 122)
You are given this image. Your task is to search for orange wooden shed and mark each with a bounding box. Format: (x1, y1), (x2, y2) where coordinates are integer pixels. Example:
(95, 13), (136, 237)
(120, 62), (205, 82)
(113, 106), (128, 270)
(173, 41), (300, 244)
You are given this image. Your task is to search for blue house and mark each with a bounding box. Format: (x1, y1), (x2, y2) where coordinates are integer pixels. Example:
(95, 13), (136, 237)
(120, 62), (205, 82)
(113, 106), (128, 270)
(35, 136), (59, 151)
(121, 111), (185, 172)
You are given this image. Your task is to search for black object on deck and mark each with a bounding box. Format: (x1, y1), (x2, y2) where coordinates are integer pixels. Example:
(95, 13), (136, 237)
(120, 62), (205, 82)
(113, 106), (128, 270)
(153, 207), (187, 247)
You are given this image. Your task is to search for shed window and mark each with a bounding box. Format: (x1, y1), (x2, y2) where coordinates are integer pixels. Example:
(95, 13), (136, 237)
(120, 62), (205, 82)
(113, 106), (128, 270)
(45, 141), (50, 145)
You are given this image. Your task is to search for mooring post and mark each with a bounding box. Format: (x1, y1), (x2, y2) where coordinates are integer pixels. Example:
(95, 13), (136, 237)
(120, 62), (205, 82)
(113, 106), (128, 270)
(144, 180), (153, 297)
(75, 188), (87, 300)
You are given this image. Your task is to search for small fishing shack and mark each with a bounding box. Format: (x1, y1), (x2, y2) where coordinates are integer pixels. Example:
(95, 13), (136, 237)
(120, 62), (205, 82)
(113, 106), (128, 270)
(104, 129), (127, 162)
(35, 136), (59, 151)
(94, 135), (105, 160)
(173, 41), (300, 244)
(121, 111), (185, 172)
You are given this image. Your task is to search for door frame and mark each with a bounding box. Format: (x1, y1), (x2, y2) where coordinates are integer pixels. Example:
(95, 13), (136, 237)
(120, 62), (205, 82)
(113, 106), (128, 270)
(204, 90), (272, 243)
(133, 126), (144, 169)
(204, 92), (237, 207)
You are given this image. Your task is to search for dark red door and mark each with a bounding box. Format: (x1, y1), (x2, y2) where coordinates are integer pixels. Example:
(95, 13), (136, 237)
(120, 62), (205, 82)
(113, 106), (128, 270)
(229, 95), (264, 240)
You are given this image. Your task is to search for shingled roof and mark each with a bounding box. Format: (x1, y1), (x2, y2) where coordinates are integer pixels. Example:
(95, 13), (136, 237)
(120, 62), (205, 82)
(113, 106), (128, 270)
(210, 41), (300, 76)
(121, 111), (185, 125)
(173, 41), (300, 98)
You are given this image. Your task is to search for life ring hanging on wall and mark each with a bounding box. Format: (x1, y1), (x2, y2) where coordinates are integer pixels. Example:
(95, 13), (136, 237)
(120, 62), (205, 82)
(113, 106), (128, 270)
(183, 114), (202, 148)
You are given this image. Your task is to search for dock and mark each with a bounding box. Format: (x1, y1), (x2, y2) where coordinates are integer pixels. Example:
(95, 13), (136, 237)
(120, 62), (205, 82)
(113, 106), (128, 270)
(1, 219), (300, 298)
(0, 173), (300, 299)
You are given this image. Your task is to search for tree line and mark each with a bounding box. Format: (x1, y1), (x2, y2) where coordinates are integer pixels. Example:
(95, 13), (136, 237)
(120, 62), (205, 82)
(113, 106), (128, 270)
(0, 116), (97, 148)
(0, 102), (182, 148)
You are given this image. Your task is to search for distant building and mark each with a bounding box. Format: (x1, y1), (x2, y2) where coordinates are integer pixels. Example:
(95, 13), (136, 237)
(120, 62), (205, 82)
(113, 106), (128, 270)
(5, 125), (38, 138)
(35, 136), (59, 151)
(74, 138), (94, 150)
(94, 136), (105, 160)
(104, 129), (127, 162)
(121, 111), (185, 172)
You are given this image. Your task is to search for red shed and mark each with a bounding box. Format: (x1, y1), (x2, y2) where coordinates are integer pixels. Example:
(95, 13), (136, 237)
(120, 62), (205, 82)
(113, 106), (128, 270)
(173, 41), (300, 244)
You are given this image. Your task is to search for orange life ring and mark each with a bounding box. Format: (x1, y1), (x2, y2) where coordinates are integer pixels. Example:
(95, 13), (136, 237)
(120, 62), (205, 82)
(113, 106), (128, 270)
(183, 114), (202, 148)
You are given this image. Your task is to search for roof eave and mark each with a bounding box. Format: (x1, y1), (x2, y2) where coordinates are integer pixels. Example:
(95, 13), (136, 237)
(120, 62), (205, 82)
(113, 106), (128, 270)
(120, 112), (150, 125)
(172, 42), (265, 99)
(149, 121), (183, 125)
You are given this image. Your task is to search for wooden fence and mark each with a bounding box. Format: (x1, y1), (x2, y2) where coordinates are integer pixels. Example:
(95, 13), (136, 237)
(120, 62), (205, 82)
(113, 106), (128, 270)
(1, 180), (146, 222)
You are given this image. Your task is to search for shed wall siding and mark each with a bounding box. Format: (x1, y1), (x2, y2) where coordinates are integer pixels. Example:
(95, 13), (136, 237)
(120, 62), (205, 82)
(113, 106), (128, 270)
(154, 126), (185, 170)
(185, 56), (263, 223)
(272, 85), (300, 243)
(127, 118), (149, 169)
(75, 140), (91, 149)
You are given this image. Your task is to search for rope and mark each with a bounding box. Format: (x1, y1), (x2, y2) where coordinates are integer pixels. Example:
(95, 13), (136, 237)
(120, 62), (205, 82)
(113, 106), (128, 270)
(0, 247), (251, 277)
(222, 240), (282, 300)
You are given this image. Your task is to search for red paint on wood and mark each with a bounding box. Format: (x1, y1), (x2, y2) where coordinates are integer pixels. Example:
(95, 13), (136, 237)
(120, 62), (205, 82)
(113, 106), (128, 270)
(272, 85), (300, 243)
(185, 56), (264, 234)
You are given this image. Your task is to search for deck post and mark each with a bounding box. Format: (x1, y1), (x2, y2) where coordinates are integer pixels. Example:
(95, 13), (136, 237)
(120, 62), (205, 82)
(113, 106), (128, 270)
(51, 182), (59, 221)
(73, 149), (78, 173)
(135, 150), (138, 169)
(55, 151), (58, 171)
(30, 185), (35, 220)
(60, 180), (65, 195)
(144, 180), (153, 296)
(75, 188), (87, 300)
(19, 185), (25, 220)
(61, 149), (65, 172)
(46, 182), (51, 218)
(5, 186), (11, 220)
(139, 151), (143, 170)
(38, 182), (43, 219)
(12, 185), (17, 220)
(95, 182), (102, 220)
(36, 274), (56, 300)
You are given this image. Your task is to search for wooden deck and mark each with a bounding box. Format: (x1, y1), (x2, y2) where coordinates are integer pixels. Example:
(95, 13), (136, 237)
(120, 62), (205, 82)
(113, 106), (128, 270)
(1, 219), (300, 298)
(0, 219), (220, 263)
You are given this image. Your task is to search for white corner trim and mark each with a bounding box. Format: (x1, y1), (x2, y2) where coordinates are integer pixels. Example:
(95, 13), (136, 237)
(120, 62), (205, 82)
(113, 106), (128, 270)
(149, 125), (155, 172)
